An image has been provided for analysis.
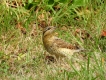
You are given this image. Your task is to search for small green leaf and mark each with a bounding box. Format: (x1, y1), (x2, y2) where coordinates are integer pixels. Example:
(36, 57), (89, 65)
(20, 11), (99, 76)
(48, 0), (54, 5)
(25, 2), (39, 10)
(54, 0), (60, 2)
(28, 0), (33, 3)
(59, 0), (67, 3)
(73, 0), (87, 7)
(0, 52), (4, 58)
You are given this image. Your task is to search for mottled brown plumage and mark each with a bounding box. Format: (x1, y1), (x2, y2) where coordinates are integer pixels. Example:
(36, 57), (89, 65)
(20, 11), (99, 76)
(42, 26), (83, 59)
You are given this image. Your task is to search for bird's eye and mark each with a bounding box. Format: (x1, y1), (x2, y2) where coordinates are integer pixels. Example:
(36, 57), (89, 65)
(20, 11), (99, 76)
(43, 27), (51, 35)
(47, 27), (51, 30)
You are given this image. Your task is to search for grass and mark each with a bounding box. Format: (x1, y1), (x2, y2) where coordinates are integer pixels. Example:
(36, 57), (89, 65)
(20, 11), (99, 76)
(0, 0), (106, 80)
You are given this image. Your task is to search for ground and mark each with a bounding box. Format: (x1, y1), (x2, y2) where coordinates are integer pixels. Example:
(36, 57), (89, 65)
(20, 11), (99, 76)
(0, 0), (106, 80)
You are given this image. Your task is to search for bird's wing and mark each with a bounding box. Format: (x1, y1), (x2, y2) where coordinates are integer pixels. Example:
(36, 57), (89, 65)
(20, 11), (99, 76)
(53, 37), (79, 49)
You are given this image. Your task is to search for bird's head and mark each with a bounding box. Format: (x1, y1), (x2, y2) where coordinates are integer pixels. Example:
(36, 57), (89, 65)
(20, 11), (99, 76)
(43, 26), (56, 36)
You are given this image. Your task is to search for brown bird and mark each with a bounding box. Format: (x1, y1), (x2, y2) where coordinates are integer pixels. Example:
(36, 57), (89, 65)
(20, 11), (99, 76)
(42, 26), (83, 59)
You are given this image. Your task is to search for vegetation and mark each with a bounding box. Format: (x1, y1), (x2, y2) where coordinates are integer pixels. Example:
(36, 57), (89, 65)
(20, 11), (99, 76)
(0, 0), (106, 80)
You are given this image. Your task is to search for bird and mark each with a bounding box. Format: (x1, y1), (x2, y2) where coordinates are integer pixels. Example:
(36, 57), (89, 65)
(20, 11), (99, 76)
(42, 26), (84, 59)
